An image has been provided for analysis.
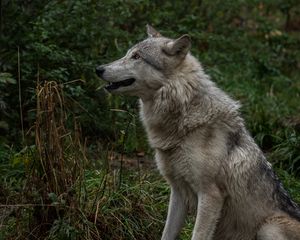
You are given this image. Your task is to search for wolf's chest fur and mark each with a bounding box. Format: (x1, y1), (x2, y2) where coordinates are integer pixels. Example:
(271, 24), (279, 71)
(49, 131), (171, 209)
(140, 96), (232, 188)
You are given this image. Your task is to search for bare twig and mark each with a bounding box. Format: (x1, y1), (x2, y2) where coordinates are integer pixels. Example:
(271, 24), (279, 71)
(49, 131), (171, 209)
(17, 46), (24, 143)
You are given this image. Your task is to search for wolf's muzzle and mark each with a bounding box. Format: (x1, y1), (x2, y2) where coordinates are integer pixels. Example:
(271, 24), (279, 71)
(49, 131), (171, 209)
(105, 78), (136, 91)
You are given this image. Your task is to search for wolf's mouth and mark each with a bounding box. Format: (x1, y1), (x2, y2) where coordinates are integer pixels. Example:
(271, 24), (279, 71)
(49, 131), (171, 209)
(105, 78), (136, 91)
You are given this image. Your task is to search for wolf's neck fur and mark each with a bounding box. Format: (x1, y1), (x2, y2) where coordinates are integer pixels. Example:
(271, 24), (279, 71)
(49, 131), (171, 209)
(140, 54), (242, 150)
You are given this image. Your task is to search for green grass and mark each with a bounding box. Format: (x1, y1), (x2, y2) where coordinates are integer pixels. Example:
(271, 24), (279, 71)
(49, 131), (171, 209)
(1, 158), (299, 240)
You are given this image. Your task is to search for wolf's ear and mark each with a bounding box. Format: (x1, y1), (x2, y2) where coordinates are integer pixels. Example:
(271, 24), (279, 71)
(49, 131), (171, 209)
(163, 34), (191, 56)
(146, 24), (162, 38)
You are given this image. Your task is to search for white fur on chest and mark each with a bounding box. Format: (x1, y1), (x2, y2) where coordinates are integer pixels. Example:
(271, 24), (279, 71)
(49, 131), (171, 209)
(154, 128), (228, 192)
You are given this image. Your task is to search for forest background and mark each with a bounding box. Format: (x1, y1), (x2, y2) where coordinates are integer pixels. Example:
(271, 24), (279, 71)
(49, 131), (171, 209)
(0, 0), (300, 239)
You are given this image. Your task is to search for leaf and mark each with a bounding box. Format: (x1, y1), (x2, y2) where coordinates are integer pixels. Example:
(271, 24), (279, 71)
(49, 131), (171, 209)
(0, 121), (9, 130)
(0, 73), (16, 84)
(48, 192), (58, 203)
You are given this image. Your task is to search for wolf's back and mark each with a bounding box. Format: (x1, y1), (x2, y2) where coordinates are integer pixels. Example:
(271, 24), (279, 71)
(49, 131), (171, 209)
(260, 160), (300, 221)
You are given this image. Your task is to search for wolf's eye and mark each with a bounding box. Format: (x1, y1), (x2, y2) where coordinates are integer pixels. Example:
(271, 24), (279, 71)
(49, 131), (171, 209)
(131, 52), (140, 60)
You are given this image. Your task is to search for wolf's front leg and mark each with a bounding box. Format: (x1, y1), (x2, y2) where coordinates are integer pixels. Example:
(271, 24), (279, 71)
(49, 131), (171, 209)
(191, 185), (224, 240)
(161, 187), (188, 240)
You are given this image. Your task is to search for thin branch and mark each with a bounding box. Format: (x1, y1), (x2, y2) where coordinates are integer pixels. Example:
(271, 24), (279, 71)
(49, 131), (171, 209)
(18, 46), (25, 143)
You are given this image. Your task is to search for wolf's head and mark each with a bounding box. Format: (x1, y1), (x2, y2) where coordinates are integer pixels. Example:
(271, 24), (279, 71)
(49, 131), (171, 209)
(96, 25), (192, 99)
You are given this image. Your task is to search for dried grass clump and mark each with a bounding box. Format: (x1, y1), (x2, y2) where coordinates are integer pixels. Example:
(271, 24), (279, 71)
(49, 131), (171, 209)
(26, 80), (90, 237)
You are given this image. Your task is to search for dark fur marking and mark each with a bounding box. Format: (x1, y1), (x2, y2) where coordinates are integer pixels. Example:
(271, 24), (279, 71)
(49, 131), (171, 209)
(141, 56), (163, 71)
(136, 42), (164, 71)
(259, 159), (300, 221)
(227, 130), (241, 154)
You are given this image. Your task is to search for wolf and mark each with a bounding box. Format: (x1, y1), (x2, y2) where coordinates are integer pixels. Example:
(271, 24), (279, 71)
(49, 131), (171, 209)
(96, 25), (300, 240)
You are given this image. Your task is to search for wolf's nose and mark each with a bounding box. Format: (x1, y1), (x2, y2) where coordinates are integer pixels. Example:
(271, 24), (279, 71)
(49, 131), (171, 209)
(96, 66), (105, 77)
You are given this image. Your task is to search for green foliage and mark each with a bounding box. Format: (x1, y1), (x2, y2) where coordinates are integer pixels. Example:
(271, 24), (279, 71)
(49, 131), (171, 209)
(0, 161), (170, 239)
(0, 73), (17, 142)
(0, 0), (300, 239)
(277, 168), (300, 203)
(1, 0), (299, 158)
(1, 162), (299, 239)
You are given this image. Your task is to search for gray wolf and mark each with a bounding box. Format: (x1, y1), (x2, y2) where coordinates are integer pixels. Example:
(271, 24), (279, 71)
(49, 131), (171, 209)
(96, 25), (300, 240)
